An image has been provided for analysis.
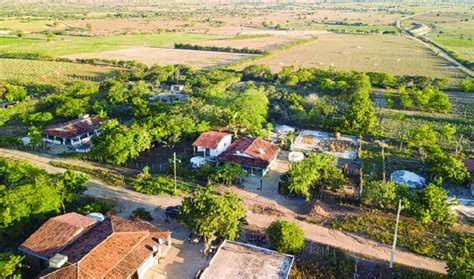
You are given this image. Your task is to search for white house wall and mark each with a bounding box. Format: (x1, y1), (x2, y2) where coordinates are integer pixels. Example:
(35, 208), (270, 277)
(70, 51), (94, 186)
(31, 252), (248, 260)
(212, 135), (232, 156)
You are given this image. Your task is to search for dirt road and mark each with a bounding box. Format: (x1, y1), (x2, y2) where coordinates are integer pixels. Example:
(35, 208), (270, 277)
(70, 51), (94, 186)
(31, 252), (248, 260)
(396, 16), (474, 77)
(0, 148), (447, 274)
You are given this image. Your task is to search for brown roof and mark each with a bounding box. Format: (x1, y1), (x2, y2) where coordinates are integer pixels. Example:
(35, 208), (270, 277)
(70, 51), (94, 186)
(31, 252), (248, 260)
(192, 131), (231, 149)
(42, 117), (102, 139)
(218, 138), (279, 169)
(20, 213), (97, 259)
(37, 215), (170, 279)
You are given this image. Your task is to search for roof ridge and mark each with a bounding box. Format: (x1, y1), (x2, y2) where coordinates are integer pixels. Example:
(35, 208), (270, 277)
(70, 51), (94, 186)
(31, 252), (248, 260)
(103, 231), (150, 278)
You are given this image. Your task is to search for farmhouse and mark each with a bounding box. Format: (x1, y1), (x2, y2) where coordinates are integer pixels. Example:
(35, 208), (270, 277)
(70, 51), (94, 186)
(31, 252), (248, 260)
(19, 212), (171, 279)
(200, 240), (294, 279)
(192, 131), (232, 158)
(149, 92), (187, 104)
(218, 137), (280, 177)
(41, 115), (102, 146)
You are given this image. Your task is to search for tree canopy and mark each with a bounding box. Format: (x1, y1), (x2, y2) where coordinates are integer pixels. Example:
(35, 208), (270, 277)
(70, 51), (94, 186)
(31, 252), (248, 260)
(179, 189), (246, 249)
(266, 220), (304, 254)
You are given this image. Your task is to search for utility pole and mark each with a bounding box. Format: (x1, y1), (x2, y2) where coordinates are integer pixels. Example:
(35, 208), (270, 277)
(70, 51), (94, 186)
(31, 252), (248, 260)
(173, 152), (177, 192)
(389, 199), (402, 268)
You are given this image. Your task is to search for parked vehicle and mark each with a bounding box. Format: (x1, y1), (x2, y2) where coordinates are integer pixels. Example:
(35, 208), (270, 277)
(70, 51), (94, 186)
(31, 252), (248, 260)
(164, 206), (180, 219)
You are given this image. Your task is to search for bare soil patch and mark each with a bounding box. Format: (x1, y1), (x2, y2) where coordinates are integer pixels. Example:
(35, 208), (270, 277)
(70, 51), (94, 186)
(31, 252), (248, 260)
(64, 46), (256, 69)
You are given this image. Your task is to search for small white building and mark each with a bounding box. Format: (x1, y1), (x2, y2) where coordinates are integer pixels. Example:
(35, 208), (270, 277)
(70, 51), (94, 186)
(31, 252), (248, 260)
(192, 131), (232, 158)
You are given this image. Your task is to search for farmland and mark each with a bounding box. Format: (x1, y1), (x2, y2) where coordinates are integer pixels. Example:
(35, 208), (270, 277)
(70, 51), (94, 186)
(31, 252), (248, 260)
(0, 58), (116, 83)
(250, 33), (466, 84)
(0, 33), (227, 57)
(64, 47), (256, 69)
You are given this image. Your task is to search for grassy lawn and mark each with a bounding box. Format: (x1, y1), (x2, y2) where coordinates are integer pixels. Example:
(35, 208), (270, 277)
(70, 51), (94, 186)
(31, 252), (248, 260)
(0, 33), (228, 57)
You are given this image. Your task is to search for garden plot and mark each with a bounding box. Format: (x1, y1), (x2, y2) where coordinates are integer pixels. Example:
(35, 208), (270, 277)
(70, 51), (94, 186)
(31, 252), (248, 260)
(292, 130), (358, 160)
(64, 47), (257, 69)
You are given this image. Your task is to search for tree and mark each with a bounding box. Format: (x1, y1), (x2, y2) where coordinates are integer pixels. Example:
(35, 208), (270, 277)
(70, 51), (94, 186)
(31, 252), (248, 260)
(179, 189), (246, 251)
(399, 86), (413, 109)
(0, 252), (24, 279)
(361, 180), (397, 209)
(57, 170), (89, 212)
(210, 162), (246, 185)
(130, 207), (153, 221)
(409, 184), (455, 224)
(91, 120), (151, 164)
(0, 84), (27, 102)
(407, 124), (437, 156)
(266, 220), (304, 254)
(284, 153), (346, 201)
(343, 90), (376, 134)
(424, 145), (470, 186)
(458, 77), (472, 93)
(23, 112), (53, 128)
(230, 86), (268, 135)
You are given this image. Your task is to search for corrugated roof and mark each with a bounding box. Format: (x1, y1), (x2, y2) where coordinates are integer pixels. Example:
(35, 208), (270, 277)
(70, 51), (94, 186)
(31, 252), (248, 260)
(192, 131), (231, 149)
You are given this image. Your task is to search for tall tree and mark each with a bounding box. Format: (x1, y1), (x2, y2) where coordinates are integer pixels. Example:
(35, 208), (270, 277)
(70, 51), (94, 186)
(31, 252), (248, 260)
(179, 189), (246, 252)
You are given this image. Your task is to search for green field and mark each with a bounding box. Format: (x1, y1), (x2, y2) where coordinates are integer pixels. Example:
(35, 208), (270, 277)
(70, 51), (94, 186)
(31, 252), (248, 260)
(0, 33), (228, 57)
(0, 58), (116, 83)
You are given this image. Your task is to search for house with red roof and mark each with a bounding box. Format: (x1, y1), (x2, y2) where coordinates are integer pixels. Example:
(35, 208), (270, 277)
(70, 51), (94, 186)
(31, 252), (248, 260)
(192, 131), (232, 158)
(41, 115), (102, 146)
(218, 137), (280, 177)
(19, 212), (171, 279)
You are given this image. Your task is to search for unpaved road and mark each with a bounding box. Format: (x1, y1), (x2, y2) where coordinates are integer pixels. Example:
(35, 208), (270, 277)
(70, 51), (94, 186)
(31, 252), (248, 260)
(0, 148), (447, 274)
(396, 16), (474, 77)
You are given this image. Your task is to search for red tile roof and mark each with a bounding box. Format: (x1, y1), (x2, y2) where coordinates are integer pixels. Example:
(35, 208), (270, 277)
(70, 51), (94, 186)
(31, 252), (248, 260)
(20, 213), (97, 259)
(42, 117), (102, 139)
(35, 215), (170, 279)
(192, 131), (231, 149)
(218, 138), (279, 169)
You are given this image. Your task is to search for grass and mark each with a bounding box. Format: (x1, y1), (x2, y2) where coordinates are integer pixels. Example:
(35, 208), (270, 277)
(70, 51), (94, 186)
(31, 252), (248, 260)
(0, 58), (116, 84)
(50, 160), (125, 186)
(329, 210), (474, 261)
(250, 33), (467, 85)
(0, 33), (228, 57)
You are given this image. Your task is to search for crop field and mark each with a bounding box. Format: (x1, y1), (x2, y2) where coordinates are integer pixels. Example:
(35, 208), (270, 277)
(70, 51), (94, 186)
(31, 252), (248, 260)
(250, 33), (467, 84)
(195, 35), (302, 51)
(0, 33), (227, 57)
(0, 58), (116, 84)
(63, 47), (257, 69)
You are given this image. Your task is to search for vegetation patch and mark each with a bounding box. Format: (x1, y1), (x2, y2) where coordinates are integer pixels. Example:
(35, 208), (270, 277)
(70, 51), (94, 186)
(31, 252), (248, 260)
(50, 160), (125, 186)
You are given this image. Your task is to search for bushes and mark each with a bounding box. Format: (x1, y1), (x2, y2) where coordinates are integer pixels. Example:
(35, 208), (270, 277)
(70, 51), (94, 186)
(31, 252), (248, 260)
(266, 220), (304, 254)
(50, 161), (125, 186)
(131, 167), (195, 195)
(174, 43), (269, 55)
(77, 200), (114, 215)
(0, 252), (24, 279)
(130, 207), (153, 221)
(330, 210), (473, 261)
(424, 145), (470, 186)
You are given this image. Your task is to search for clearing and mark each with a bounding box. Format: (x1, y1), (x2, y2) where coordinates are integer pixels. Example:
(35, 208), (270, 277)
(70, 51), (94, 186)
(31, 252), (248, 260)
(250, 33), (467, 83)
(64, 47), (257, 69)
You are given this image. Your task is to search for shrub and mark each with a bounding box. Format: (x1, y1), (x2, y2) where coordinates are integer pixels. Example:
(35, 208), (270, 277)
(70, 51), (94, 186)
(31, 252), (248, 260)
(77, 200), (114, 215)
(0, 252), (24, 279)
(50, 161), (125, 186)
(266, 220), (304, 254)
(130, 207), (153, 221)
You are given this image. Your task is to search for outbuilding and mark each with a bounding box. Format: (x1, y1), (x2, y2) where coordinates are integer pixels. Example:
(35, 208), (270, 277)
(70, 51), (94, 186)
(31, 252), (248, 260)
(192, 131), (232, 158)
(41, 115), (102, 146)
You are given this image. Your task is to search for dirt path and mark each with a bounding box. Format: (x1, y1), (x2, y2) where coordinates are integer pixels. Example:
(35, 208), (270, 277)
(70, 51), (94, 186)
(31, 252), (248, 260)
(396, 15), (474, 77)
(0, 148), (447, 274)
